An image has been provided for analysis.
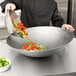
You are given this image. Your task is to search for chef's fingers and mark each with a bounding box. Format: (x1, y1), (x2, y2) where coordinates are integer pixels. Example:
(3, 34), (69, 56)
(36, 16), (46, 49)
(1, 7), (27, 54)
(66, 26), (69, 30)
(5, 3), (16, 15)
(68, 25), (74, 29)
(62, 24), (75, 32)
(65, 26), (75, 32)
(5, 4), (11, 15)
(69, 29), (75, 32)
(62, 24), (69, 30)
(10, 4), (16, 11)
(69, 27), (75, 32)
(67, 25), (75, 32)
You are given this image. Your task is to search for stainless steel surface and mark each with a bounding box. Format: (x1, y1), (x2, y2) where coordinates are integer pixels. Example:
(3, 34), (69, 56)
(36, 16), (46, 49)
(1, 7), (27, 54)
(71, 0), (76, 26)
(0, 28), (9, 40)
(51, 72), (76, 76)
(0, 38), (76, 76)
(55, 0), (68, 23)
(7, 26), (73, 57)
(0, 14), (5, 28)
(70, 0), (76, 37)
(71, 0), (75, 25)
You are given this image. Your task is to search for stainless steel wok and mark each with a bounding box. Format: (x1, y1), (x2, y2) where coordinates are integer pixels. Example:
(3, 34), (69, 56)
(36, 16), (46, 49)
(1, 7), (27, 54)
(6, 26), (73, 57)
(5, 11), (73, 57)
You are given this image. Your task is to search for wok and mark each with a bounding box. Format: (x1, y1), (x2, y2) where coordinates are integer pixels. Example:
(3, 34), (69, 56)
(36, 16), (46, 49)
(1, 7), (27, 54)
(7, 26), (73, 57)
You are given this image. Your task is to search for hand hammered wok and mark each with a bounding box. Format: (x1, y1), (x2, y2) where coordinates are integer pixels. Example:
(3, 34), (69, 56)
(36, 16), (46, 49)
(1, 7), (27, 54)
(7, 26), (73, 57)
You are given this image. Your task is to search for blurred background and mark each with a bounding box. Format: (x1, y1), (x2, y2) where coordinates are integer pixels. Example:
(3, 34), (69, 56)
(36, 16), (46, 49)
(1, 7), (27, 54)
(0, 0), (76, 39)
(56, 0), (76, 37)
(56, 0), (68, 23)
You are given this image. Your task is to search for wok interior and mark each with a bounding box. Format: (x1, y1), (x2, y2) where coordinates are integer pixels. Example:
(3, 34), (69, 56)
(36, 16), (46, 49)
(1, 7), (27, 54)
(7, 26), (73, 51)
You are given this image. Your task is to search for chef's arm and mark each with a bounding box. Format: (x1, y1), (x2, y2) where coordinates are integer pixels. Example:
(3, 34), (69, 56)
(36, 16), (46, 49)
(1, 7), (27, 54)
(0, 0), (22, 12)
(52, 2), (64, 27)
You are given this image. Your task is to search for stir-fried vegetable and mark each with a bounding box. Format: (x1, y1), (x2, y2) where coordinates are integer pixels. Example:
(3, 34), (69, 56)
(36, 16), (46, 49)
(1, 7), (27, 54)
(12, 20), (47, 51)
(0, 57), (9, 67)
(12, 20), (28, 38)
(23, 42), (46, 51)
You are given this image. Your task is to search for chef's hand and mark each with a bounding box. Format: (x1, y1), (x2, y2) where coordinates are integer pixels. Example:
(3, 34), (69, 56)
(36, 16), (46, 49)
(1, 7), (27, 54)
(5, 3), (16, 14)
(62, 24), (75, 32)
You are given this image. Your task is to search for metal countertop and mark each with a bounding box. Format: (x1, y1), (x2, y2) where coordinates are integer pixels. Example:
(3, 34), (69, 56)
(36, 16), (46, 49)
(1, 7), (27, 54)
(0, 38), (76, 76)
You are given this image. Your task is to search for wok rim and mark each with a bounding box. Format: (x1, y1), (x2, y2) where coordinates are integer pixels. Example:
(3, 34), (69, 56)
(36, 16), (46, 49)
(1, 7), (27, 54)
(6, 26), (73, 53)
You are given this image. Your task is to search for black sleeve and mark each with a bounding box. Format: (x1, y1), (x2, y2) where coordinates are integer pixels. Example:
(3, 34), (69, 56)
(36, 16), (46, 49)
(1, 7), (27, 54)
(0, 0), (22, 12)
(52, 1), (64, 27)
